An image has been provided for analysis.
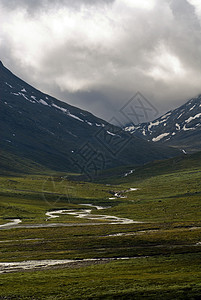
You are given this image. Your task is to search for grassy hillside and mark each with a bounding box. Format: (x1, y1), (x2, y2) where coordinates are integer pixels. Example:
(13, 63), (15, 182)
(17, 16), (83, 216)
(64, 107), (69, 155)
(0, 150), (51, 175)
(95, 150), (201, 184)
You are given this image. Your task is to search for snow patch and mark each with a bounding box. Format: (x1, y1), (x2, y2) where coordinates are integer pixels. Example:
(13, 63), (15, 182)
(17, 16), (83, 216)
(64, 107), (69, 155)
(152, 133), (169, 142)
(182, 125), (195, 131)
(125, 125), (135, 132)
(52, 104), (84, 122)
(39, 99), (49, 106)
(161, 112), (171, 119)
(31, 96), (37, 101)
(190, 105), (196, 111)
(52, 103), (68, 113)
(185, 113), (201, 124)
(68, 113), (84, 122)
(176, 123), (180, 131)
(5, 82), (13, 88)
(148, 121), (160, 131)
(177, 112), (184, 119)
(86, 121), (93, 126)
(18, 92), (35, 103)
(124, 170), (134, 177)
(107, 130), (116, 136)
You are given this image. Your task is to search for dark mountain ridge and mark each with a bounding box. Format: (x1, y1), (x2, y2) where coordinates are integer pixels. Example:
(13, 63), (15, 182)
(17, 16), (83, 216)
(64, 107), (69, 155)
(124, 94), (201, 153)
(0, 61), (180, 175)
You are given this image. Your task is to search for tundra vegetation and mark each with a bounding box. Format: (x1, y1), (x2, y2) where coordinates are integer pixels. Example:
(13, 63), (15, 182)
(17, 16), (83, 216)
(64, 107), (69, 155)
(0, 152), (201, 299)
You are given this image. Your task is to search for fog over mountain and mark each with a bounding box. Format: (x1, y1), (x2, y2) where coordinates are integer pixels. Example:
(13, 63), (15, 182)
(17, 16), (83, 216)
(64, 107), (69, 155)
(1, 0), (201, 123)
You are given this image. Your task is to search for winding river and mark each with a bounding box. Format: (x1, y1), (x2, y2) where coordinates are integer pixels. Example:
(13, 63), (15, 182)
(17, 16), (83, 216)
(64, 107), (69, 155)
(0, 257), (145, 274)
(45, 203), (137, 224)
(0, 219), (22, 228)
(0, 203), (141, 230)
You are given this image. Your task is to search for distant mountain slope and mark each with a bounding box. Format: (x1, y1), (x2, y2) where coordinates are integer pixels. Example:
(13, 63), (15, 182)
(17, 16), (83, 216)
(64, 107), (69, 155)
(95, 150), (201, 185)
(124, 94), (201, 153)
(0, 61), (180, 174)
(0, 150), (50, 175)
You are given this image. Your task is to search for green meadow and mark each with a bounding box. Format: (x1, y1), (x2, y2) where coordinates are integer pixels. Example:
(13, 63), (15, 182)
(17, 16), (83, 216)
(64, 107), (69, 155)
(0, 151), (201, 299)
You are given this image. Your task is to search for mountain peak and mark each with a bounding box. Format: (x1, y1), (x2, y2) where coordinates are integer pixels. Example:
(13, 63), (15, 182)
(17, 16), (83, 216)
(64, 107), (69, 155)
(124, 94), (201, 153)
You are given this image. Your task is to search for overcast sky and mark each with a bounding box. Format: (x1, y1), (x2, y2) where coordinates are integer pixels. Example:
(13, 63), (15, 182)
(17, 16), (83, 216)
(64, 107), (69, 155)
(1, 0), (201, 124)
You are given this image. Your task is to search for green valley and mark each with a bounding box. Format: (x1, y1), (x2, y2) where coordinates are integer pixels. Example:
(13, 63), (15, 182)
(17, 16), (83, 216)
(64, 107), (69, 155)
(0, 151), (201, 299)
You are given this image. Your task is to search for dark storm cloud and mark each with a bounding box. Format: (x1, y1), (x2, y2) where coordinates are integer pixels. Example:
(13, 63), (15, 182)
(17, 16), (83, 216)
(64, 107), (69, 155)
(1, 0), (201, 122)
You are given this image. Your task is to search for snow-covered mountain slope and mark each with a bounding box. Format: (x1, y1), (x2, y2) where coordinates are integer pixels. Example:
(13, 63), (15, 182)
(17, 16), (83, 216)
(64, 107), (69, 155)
(124, 95), (201, 153)
(0, 61), (180, 173)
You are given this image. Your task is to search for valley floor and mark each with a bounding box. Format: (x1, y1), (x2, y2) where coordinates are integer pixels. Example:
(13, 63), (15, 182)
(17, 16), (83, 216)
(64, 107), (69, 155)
(0, 158), (201, 299)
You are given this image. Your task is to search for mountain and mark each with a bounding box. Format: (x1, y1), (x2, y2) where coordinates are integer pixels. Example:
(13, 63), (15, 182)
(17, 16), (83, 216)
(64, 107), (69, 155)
(95, 149), (201, 185)
(0, 61), (180, 175)
(124, 94), (201, 153)
(0, 150), (49, 175)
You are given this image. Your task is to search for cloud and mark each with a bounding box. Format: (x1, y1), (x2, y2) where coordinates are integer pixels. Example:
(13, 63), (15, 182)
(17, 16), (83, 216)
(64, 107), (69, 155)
(187, 0), (201, 18)
(0, 0), (114, 13)
(1, 0), (201, 123)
